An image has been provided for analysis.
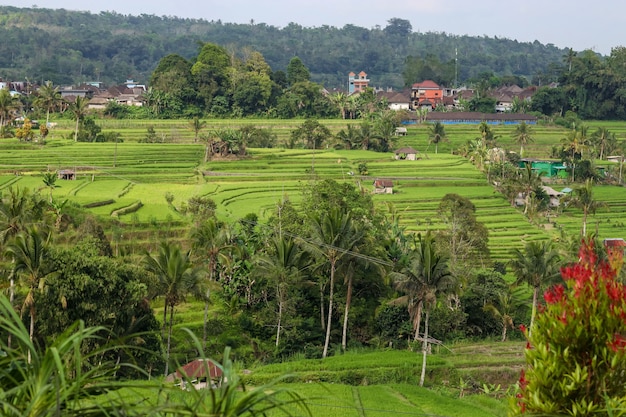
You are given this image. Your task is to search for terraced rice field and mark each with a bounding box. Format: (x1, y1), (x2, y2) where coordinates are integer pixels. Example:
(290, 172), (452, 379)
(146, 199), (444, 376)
(239, 342), (519, 416)
(2, 118), (626, 263)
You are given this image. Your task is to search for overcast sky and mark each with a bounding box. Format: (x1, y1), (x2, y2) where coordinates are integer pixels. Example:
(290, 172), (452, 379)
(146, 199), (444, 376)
(9, 0), (624, 55)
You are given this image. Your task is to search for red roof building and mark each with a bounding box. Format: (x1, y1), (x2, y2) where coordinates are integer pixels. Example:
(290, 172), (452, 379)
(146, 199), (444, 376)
(411, 80), (443, 110)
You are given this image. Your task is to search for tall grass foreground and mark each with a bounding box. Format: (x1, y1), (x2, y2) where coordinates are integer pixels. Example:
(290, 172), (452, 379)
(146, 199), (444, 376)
(0, 295), (311, 417)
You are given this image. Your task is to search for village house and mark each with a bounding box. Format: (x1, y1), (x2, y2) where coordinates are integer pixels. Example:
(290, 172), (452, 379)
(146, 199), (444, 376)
(348, 71), (370, 94)
(377, 89), (411, 111)
(491, 85), (537, 113)
(604, 238), (626, 256)
(167, 358), (223, 390)
(411, 80), (443, 110)
(87, 80), (146, 109)
(518, 158), (568, 179)
(540, 185), (565, 208)
(394, 146), (419, 160)
(373, 179), (394, 194)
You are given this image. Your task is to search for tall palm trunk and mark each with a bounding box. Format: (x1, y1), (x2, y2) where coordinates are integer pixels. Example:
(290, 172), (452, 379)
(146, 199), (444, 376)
(203, 296), (209, 351)
(28, 303), (35, 364)
(162, 302), (168, 340)
(341, 275), (353, 351)
(276, 291), (283, 347)
(7, 270), (14, 349)
(165, 304), (174, 376)
(529, 286), (539, 338)
(419, 310), (430, 387)
(319, 281), (325, 331)
(74, 117), (79, 142)
(413, 300), (423, 341)
(322, 260), (336, 358)
(203, 261), (215, 351)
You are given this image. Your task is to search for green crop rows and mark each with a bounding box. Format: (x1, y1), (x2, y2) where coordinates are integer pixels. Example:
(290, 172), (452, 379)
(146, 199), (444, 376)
(2, 120), (626, 263)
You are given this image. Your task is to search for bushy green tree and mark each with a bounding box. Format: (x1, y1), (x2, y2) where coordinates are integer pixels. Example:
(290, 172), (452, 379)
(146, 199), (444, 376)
(0, 294), (144, 416)
(38, 238), (163, 376)
(286, 57), (310, 85)
(192, 43), (232, 110)
(511, 240), (626, 415)
(290, 118), (331, 150)
(436, 193), (490, 275)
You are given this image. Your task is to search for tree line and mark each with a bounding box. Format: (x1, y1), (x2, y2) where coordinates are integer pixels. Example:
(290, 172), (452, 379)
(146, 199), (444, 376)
(0, 7), (566, 89)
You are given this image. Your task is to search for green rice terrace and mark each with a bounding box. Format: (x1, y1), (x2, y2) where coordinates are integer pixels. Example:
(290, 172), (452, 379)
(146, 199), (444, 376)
(1, 119), (626, 261)
(3, 118), (626, 416)
(237, 341), (521, 417)
(110, 341), (520, 417)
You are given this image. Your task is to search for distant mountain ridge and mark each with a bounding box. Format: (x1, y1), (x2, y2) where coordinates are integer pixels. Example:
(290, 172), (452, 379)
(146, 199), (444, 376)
(0, 6), (567, 88)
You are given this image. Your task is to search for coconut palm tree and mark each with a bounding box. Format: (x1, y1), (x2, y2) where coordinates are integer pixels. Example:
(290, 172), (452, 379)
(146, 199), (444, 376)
(189, 116), (207, 143)
(191, 218), (232, 350)
(337, 240), (382, 352)
(303, 208), (364, 358)
(328, 91), (348, 119)
(143, 241), (204, 376)
(590, 127), (616, 161)
(34, 81), (63, 127)
(0, 88), (20, 129)
(392, 258), (427, 343)
(5, 226), (54, 362)
(428, 121), (448, 154)
(517, 163), (543, 216)
(561, 126), (590, 182)
(67, 96), (88, 142)
(563, 47), (577, 72)
(512, 121), (534, 157)
(566, 178), (608, 236)
(372, 110), (399, 152)
(41, 171), (57, 203)
(395, 232), (453, 387)
(335, 124), (359, 150)
(0, 188), (46, 319)
(483, 287), (527, 342)
(255, 236), (308, 347)
(509, 240), (561, 337)
(478, 120), (499, 148)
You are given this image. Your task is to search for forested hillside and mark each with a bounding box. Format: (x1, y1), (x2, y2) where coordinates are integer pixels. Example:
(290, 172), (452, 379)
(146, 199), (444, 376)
(0, 6), (567, 88)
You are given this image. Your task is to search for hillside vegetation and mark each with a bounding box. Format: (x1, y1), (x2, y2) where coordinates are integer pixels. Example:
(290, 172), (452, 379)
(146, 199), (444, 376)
(0, 6), (566, 87)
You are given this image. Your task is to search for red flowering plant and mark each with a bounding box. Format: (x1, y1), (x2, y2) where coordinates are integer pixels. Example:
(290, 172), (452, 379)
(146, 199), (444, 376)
(510, 239), (626, 416)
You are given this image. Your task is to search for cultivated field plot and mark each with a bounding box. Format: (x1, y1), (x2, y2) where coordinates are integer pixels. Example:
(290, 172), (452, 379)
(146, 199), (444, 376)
(241, 346), (514, 417)
(272, 382), (507, 417)
(552, 184), (626, 239)
(2, 120), (626, 262)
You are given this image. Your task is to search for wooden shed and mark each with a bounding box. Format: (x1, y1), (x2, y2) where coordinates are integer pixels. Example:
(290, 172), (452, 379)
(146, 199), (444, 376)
(57, 169), (76, 180)
(373, 179), (393, 194)
(394, 147), (419, 161)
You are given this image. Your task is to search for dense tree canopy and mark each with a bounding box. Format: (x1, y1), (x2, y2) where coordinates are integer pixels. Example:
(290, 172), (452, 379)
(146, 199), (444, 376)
(0, 6), (566, 90)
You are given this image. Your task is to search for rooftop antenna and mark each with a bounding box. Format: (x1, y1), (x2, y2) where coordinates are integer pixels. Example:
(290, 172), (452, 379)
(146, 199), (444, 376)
(454, 47), (458, 88)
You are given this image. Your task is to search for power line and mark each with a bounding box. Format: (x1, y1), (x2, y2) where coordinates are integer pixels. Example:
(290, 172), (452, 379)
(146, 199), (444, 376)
(237, 217), (396, 268)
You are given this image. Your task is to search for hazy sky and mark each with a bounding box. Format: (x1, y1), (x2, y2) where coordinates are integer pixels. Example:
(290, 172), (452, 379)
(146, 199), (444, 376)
(9, 0), (625, 55)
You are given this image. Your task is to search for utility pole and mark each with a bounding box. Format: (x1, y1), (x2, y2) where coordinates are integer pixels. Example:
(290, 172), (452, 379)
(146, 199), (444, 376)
(455, 47), (458, 88)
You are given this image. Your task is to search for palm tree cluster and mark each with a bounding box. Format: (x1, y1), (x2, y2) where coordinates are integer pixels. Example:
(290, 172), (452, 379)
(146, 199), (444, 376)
(334, 110), (403, 152)
(0, 175), (601, 413)
(392, 232), (454, 386)
(0, 81), (90, 141)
